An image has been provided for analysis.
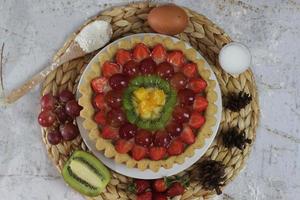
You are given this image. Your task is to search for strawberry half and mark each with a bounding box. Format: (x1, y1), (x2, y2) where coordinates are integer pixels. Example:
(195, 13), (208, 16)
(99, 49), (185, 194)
(133, 43), (150, 61)
(132, 145), (148, 161)
(93, 94), (106, 110)
(115, 49), (132, 66)
(129, 179), (151, 194)
(167, 139), (185, 156)
(137, 191), (152, 200)
(102, 61), (121, 78)
(94, 111), (106, 126)
(153, 192), (168, 200)
(153, 179), (168, 192)
(91, 77), (108, 94)
(188, 78), (207, 93)
(193, 96), (208, 112)
(149, 147), (166, 161)
(115, 139), (133, 154)
(166, 182), (185, 197)
(151, 44), (167, 63)
(167, 50), (185, 67)
(182, 63), (197, 78)
(101, 126), (118, 140)
(180, 126), (195, 144)
(189, 112), (205, 129)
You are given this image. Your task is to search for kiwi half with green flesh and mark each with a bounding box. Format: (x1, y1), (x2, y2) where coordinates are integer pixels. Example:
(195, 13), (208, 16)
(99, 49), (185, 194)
(62, 151), (110, 197)
(122, 75), (177, 131)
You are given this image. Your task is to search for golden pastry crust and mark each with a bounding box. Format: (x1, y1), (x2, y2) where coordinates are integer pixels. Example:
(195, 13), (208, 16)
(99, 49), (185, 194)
(78, 35), (218, 172)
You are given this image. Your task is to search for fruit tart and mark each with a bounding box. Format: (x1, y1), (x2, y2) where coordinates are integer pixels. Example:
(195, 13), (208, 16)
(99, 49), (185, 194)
(79, 35), (218, 172)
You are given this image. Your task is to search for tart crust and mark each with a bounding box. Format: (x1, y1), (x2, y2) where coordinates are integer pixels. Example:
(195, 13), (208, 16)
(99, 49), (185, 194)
(78, 35), (218, 172)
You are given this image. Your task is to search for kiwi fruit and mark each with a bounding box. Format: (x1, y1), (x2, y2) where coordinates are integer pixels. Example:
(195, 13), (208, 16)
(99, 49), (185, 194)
(62, 151), (110, 197)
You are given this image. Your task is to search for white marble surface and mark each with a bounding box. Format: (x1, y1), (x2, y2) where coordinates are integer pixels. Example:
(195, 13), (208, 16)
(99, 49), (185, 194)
(0, 0), (299, 199)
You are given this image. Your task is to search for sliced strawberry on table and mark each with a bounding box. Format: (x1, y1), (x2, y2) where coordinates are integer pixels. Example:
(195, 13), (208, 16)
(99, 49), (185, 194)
(91, 77), (108, 94)
(151, 43), (167, 63)
(93, 94), (106, 110)
(129, 179), (151, 194)
(115, 139), (133, 153)
(133, 43), (150, 61)
(136, 191), (152, 200)
(179, 126), (195, 144)
(132, 145), (148, 161)
(94, 111), (106, 126)
(189, 112), (205, 129)
(153, 178), (168, 192)
(153, 192), (168, 200)
(193, 96), (208, 112)
(101, 126), (118, 140)
(166, 182), (185, 197)
(182, 63), (197, 78)
(167, 139), (185, 156)
(149, 147), (166, 161)
(115, 49), (132, 66)
(167, 50), (185, 67)
(188, 78), (207, 93)
(102, 61), (120, 78)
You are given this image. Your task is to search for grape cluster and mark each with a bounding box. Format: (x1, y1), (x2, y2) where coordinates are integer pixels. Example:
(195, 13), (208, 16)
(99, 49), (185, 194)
(38, 90), (82, 145)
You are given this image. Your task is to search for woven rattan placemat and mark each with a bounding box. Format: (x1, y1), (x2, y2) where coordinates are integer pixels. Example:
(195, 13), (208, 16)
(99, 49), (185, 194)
(41, 2), (259, 200)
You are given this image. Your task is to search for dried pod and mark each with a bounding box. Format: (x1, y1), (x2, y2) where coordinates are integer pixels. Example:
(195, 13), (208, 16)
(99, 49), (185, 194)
(222, 128), (252, 150)
(224, 91), (252, 112)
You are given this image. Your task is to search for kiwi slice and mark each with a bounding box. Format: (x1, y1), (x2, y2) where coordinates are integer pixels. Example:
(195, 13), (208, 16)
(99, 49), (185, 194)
(62, 151), (110, 197)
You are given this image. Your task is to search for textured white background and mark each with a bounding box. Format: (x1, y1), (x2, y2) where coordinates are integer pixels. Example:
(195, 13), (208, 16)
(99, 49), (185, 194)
(0, 0), (299, 199)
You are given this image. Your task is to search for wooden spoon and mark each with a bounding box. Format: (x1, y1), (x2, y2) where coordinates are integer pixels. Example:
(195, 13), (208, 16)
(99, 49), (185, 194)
(3, 20), (112, 104)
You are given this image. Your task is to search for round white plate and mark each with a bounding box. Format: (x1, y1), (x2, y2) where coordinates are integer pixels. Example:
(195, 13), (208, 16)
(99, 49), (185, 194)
(76, 33), (222, 179)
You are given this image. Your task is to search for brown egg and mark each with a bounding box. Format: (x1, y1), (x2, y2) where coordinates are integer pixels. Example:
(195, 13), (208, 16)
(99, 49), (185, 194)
(148, 4), (188, 35)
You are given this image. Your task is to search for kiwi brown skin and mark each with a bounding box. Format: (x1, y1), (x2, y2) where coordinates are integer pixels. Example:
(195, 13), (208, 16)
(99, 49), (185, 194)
(62, 151), (111, 197)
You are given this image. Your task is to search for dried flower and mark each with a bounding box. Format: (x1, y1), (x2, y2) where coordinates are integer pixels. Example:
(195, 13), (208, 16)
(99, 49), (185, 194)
(222, 128), (252, 150)
(225, 91), (252, 112)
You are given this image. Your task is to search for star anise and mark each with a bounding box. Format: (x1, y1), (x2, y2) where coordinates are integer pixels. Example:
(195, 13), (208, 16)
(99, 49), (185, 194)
(222, 128), (252, 150)
(224, 91), (252, 112)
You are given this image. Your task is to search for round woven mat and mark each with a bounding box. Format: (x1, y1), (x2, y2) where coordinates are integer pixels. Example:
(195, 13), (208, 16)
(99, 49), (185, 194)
(41, 2), (259, 200)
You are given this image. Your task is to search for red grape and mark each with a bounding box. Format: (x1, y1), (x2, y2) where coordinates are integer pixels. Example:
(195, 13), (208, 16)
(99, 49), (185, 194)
(55, 106), (72, 123)
(170, 72), (187, 90)
(47, 130), (62, 145)
(60, 122), (79, 141)
(172, 106), (191, 123)
(41, 93), (57, 110)
(109, 73), (129, 90)
(65, 100), (82, 118)
(166, 121), (183, 138)
(140, 57), (156, 74)
(135, 130), (153, 147)
(106, 108), (126, 127)
(123, 60), (140, 77)
(58, 90), (74, 103)
(153, 130), (171, 148)
(119, 123), (138, 139)
(38, 110), (56, 127)
(155, 62), (174, 79)
(105, 90), (123, 108)
(178, 88), (195, 106)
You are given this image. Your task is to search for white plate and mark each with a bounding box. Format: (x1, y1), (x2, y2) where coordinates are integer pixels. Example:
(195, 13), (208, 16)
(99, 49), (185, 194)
(76, 33), (222, 179)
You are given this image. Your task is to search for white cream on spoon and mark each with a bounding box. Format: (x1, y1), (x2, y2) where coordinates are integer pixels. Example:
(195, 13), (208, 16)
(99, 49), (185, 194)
(219, 42), (251, 76)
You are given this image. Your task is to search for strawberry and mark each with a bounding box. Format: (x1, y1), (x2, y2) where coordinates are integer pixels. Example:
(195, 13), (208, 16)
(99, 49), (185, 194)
(189, 112), (205, 129)
(151, 44), (167, 63)
(93, 94), (105, 110)
(136, 191), (152, 200)
(166, 182), (185, 197)
(153, 179), (167, 192)
(91, 77), (108, 94)
(129, 179), (151, 194)
(133, 43), (150, 61)
(132, 145), (148, 161)
(101, 126), (118, 140)
(182, 63), (197, 78)
(102, 61), (120, 78)
(116, 49), (132, 66)
(94, 111), (106, 126)
(115, 139), (133, 153)
(193, 96), (208, 112)
(167, 139), (185, 156)
(153, 192), (168, 200)
(167, 50), (185, 67)
(149, 147), (166, 161)
(179, 126), (195, 144)
(188, 78), (207, 93)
